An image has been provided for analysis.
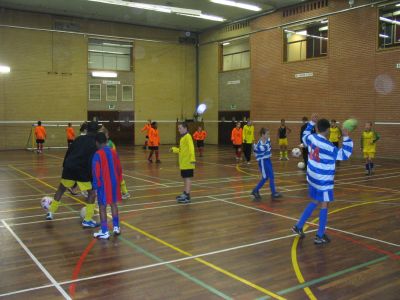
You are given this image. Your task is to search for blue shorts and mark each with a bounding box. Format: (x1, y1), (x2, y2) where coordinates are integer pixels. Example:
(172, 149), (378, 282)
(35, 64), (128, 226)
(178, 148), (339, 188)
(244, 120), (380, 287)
(308, 185), (334, 202)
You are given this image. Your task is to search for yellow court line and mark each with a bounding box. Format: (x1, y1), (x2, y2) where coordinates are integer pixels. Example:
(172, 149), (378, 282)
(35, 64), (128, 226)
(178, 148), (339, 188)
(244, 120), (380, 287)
(8, 164), (285, 300)
(291, 196), (400, 300)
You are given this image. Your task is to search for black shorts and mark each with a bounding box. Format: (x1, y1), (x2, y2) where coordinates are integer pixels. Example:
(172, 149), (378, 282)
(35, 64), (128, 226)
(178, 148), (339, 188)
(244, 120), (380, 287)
(196, 140), (204, 148)
(67, 139), (74, 143)
(149, 146), (159, 151)
(233, 145), (242, 150)
(36, 139), (45, 144)
(332, 142), (339, 148)
(181, 169), (194, 178)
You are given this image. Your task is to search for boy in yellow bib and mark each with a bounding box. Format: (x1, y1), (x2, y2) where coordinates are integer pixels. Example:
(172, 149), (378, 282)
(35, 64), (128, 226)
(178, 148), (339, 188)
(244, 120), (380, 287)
(361, 122), (380, 176)
(171, 122), (196, 203)
(329, 120), (342, 148)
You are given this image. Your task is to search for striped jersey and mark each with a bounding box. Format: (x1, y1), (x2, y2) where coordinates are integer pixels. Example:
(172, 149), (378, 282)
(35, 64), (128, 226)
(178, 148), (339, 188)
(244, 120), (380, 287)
(92, 146), (122, 205)
(253, 138), (272, 161)
(302, 121), (353, 201)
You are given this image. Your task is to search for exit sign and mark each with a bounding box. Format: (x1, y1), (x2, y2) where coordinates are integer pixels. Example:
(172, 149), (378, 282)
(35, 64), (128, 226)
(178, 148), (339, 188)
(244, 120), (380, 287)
(230, 104), (237, 110)
(108, 104), (116, 110)
(396, 63), (400, 69)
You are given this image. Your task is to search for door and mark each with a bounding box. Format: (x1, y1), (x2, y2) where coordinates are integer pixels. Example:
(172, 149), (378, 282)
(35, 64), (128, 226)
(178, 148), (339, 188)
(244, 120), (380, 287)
(218, 111), (250, 145)
(88, 111), (134, 146)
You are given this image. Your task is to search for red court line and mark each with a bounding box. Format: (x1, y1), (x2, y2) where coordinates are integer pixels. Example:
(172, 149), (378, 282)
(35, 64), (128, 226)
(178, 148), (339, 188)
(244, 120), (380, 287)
(327, 230), (400, 260)
(69, 238), (97, 297)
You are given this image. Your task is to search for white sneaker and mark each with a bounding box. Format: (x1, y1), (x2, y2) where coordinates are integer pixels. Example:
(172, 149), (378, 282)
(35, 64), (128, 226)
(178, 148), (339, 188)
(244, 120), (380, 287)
(46, 212), (53, 220)
(93, 230), (110, 239)
(122, 193), (130, 200)
(113, 226), (121, 235)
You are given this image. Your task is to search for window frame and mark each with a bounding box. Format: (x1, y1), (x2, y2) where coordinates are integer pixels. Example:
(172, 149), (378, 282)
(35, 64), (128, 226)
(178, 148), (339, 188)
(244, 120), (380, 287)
(121, 85), (134, 102)
(88, 84), (101, 101)
(106, 84), (118, 102)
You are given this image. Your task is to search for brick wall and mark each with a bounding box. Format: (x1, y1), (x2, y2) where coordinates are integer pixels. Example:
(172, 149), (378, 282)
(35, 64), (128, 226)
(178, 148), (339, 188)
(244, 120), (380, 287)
(250, 2), (400, 158)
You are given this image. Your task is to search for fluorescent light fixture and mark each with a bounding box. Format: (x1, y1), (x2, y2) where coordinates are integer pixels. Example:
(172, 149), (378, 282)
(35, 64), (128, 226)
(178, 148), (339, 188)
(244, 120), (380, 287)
(222, 42), (230, 45)
(320, 19), (328, 23)
(102, 42), (133, 47)
(295, 30), (307, 36)
(89, 50), (125, 55)
(88, 0), (224, 21)
(396, 3), (400, 6)
(177, 13), (225, 22)
(92, 71), (117, 78)
(379, 34), (389, 38)
(319, 26), (328, 31)
(210, 0), (261, 11)
(380, 16), (400, 25)
(0, 65), (11, 73)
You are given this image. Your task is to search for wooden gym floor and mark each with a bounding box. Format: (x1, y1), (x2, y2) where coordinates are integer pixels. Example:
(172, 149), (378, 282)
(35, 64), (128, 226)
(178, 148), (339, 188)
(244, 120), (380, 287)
(0, 146), (399, 300)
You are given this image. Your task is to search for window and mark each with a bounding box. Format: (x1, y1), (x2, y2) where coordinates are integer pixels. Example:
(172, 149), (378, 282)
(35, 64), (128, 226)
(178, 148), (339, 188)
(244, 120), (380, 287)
(122, 85), (133, 101)
(284, 19), (328, 62)
(221, 37), (250, 71)
(88, 38), (132, 71)
(378, 3), (400, 49)
(106, 84), (117, 101)
(89, 84), (101, 101)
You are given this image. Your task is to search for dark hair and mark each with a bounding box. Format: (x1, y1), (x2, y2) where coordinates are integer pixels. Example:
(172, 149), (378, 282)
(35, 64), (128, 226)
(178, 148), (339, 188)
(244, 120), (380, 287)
(68, 122), (72, 127)
(80, 122), (87, 133)
(281, 119), (285, 122)
(87, 121), (99, 133)
(259, 128), (268, 136)
(179, 122), (188, 129)
(151, 121), (157, 126)
(95, 132), (107, 144)
(302, 117), (308, 122)
(331, 119), (336, 123)
(38, 121), (42, 126)
(366, 121), (373, 126)
(317, 119), (331, 133)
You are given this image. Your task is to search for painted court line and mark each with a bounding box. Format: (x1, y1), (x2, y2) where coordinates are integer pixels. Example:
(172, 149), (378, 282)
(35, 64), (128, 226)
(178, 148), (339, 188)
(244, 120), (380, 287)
(0, 231), (313, 298)
(1, 220), (71, 300)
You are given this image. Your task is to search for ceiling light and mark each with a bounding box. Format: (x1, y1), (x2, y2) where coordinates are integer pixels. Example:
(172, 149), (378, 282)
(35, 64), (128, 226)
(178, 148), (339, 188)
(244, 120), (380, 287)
(88, 0), (171, 13)
(0, 65), (11, 74)
(222, 42), (230, 45)
(396, 3), (400, 7)
(295, 30), (307, 36)
(210, 0), (261, 11)
(379, 34), (389, 38)
(380, 16), (400, 25)
(320, 19), (328, 23)
(89, 50), (126, 54)
(319, 26), (328, 31)
(177, 13), (225, 22)
(92, 71), (118, 78)
(102, 43), (133, 47)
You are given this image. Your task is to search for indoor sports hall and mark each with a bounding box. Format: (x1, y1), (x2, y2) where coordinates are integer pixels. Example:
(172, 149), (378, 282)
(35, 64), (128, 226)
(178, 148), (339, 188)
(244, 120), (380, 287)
(0, 1), (399, 299)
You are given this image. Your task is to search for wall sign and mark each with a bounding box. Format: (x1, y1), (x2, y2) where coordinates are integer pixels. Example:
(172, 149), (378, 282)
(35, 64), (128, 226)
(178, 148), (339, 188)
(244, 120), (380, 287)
(108, 104), (116, 110)
(230, 104), (237, 110)
(295, 72), (314, 78)
(103, 80), (121, 85)
(227, 80), (241, 85)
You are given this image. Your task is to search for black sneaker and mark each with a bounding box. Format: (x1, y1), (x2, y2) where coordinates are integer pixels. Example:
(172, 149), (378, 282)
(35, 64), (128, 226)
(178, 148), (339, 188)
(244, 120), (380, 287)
(271, 192), (282, 199)
(251, 190), (261, 201)
(314, 234), (331, 245)
(291, 225), (305, 239)
(156, 160), (161, 164)
(148, 159), (153, 163)
(176, 193), (191, 203)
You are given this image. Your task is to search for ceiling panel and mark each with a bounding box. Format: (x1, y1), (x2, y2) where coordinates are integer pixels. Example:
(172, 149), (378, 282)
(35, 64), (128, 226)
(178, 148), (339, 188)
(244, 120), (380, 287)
(0, 0), (306, 32)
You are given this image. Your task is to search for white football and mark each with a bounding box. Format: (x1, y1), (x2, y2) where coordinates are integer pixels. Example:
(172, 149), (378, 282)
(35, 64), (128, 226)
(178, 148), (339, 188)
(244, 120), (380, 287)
(292, 147), (302, 158)
(41, 196), (53, 210)
(297, 162), (306, 169)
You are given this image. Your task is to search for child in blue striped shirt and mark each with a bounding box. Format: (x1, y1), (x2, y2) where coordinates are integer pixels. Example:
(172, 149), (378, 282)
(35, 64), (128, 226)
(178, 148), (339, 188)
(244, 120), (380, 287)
(292, 114), (353, 244)
(251, 128), (282, 201)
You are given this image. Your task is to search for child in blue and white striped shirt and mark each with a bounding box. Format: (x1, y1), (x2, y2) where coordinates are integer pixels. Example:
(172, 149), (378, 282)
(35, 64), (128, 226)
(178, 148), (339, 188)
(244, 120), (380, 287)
(251, 128), (282, 201)
(292, 114), (353, 244)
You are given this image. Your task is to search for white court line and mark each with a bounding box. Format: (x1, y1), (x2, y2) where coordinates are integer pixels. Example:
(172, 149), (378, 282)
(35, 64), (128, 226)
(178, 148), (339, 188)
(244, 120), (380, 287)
(0, 193), (47, 200)
(210, 197), (400, 248)
(7, 199), (220, 227)
(0, 176), (59, 182)
(1, 220), (71, 300)
(122, 173), (170, 187)
(0, 229), (318, 298)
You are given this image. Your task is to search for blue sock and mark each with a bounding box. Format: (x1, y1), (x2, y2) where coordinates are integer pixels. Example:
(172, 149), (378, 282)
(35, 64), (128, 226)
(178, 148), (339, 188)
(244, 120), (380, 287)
(101, 221), (108, 233)
(113, 216), (119, 227)
(297, 202), (318, 229)
(317, 208), (328, 237)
